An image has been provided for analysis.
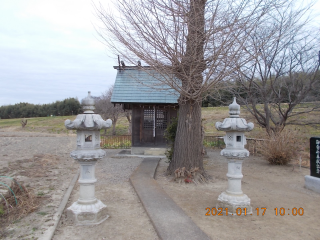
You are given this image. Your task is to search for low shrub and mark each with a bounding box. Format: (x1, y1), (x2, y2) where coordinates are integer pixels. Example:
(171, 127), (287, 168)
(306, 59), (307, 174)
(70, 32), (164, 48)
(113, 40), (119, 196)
(164, 117), (178, 163)
(203, 138), (225, 148)
(258, 129), (300, 165)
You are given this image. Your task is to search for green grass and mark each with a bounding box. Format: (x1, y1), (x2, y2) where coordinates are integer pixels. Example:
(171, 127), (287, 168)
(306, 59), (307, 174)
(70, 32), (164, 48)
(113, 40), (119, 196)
(202, 104), (320, 140)
(1, 106), (319, 140)
(203, 138), (225, 148)
(100, 117), (130, 136)
(0, 204), (4, 216)
(0, 115), (76, 134)
(37, 191), (45, 196)
(37, 212), (47, 216)
(0, 118), (23, 127)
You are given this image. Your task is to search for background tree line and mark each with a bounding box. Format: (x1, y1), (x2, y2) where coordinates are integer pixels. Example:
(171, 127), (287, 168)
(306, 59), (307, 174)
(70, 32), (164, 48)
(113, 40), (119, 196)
(0, 98), (81, 119)
(202, 71), (320, 108)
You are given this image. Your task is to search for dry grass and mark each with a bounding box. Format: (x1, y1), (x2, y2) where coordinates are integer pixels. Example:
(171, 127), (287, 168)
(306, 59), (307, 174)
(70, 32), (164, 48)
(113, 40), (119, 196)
(0, 154), (61, 237)
(34, 154), (60, 168)
(0, 180), (40, 229)
(257, 130), (305, 165)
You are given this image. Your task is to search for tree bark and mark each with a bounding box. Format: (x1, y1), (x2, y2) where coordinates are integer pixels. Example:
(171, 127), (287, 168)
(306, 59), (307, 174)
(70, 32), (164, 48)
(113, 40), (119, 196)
(167, 0), (206, 175)
(167, 101), (203, 174)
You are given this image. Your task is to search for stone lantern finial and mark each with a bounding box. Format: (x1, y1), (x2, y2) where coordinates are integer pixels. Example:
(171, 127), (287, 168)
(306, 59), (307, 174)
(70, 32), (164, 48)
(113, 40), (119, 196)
(81, 91), (95, 113)
(229, 97), (240, 118)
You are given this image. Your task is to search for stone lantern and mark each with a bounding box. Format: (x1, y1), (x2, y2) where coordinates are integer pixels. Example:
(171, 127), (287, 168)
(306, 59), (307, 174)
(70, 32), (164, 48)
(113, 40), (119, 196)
(64, 91), (112, 225)
(215, 97), (254, 215)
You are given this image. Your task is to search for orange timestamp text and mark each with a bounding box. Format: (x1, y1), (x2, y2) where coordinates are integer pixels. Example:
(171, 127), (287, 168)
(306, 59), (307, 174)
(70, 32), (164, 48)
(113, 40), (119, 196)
(205, 207), (304, 216)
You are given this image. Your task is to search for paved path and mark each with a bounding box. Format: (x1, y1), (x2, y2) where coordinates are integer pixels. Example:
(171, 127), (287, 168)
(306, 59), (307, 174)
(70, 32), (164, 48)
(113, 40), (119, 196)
(130, 158), (211, 240)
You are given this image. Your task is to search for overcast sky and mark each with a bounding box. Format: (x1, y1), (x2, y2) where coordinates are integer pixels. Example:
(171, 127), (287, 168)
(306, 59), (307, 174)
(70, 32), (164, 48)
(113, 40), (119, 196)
(0, 0), (118, 106)
(1, 0), (319, 106)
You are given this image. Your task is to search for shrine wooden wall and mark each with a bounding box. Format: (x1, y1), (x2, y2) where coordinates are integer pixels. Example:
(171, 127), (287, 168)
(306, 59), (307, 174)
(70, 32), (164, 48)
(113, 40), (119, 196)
(131, 104), (178, 147)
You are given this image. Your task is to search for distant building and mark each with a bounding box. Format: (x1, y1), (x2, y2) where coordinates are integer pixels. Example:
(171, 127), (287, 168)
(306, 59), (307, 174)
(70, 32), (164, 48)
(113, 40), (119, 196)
(111, 66), (179, 154)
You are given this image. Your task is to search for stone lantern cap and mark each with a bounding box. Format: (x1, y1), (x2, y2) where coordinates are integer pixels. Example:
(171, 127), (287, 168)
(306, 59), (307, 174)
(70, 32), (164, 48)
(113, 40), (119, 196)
(215, 97), (254, 132)
(65, 91), (112, 130)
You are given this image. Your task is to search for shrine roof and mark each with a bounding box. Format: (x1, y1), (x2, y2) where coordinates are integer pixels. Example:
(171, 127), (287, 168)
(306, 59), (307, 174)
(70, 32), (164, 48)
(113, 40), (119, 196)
(111, 66), (179, 104)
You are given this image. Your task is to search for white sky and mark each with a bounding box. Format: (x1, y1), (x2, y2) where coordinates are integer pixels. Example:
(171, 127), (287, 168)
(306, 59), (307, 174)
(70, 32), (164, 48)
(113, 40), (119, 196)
(0, 0), (118, 106)
(0, 0), (319, 106)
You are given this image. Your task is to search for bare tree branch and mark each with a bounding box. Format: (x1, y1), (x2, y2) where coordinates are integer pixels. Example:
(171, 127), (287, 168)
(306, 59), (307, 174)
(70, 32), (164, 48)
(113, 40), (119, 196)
(95, 86), (124, 135)
(232, 1), (320, 135)
(93, 0), (310, 174)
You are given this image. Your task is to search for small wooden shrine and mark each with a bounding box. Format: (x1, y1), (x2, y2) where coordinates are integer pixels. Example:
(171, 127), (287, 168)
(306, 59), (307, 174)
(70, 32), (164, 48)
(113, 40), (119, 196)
(111, 66), (179, 151)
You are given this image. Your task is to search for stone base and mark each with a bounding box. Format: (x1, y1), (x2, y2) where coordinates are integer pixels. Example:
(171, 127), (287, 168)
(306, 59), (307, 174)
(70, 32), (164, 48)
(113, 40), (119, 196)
(216, 192), (252, 216)
(66, 199), (109, 225)
(305, 175), (320, 194)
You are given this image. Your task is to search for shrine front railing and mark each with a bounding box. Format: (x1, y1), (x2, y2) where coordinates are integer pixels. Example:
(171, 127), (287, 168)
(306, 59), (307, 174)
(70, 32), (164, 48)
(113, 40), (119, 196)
(100, 134), (263, 154)
(100, 135), (131, 149)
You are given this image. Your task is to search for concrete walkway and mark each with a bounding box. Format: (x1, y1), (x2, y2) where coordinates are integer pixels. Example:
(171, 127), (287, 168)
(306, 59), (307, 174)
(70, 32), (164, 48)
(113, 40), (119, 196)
(130, 158), (211, 240)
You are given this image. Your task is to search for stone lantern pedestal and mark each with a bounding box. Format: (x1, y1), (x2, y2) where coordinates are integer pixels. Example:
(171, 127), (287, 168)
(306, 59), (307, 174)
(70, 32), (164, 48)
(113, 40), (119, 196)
(215, 98), (254, 215)
(65, 91), (112, 225)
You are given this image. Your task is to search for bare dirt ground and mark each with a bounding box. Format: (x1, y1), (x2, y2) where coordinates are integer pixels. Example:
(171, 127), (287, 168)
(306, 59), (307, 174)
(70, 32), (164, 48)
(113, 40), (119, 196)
(156, 153), (319, 240)
(0, 128), (319, 240)
(0, 129), (78, 239)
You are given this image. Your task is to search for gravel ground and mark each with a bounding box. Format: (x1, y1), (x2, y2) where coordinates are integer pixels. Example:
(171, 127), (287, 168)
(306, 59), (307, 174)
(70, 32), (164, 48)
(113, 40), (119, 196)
(54, 150), (159, 240)
(0, 130), (159, 240)
(1, 129), (319, 240)
(0, 129), (158, 239)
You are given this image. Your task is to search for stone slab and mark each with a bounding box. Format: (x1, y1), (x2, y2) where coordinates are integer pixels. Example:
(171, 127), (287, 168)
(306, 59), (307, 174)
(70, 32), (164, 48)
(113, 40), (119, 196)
(144, 148), (166, 156)
(131, 147), (166, 156)
(130, 158), (211, 240)
(305, 175), (320, 194)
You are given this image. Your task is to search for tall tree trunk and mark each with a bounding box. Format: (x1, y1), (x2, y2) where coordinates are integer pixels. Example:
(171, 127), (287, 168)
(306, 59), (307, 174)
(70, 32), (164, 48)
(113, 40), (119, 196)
(168, 101), (203, 174)
(167, 0), (206, 175)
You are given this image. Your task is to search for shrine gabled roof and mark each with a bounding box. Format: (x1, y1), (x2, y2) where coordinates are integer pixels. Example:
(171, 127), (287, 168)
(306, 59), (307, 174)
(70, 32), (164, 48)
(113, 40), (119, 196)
(111, 66), (179, 104)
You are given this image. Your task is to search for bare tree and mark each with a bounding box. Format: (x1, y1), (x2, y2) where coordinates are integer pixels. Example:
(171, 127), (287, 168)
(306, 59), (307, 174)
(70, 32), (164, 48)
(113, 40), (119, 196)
(95, 0), (290, 174)
(233, 2), (320, 135)
(124, 110), (132, 135)
(21, 119), (27, 128)
(95, 86), (124, 135)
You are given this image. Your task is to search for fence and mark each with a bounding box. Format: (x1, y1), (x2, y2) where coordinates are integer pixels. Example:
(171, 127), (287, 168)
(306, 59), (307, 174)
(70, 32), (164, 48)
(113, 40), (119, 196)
(203, 135), (263, 155)
(100, 134), (263, 155)
(100, 135), (131, 149)
(203, 136), (225, 149)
